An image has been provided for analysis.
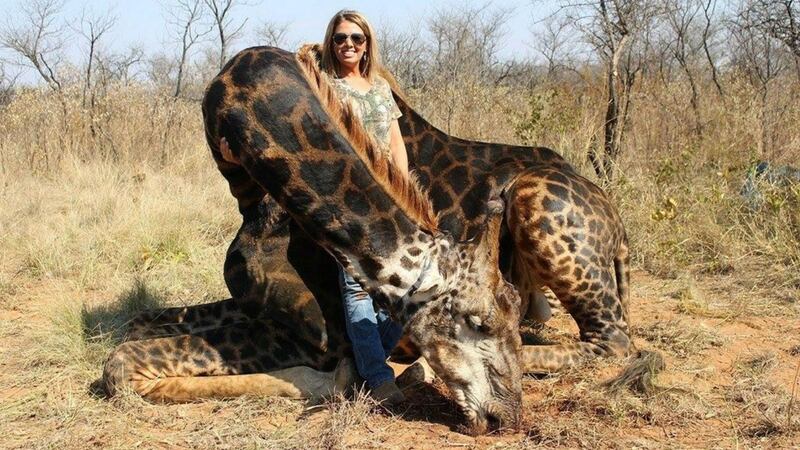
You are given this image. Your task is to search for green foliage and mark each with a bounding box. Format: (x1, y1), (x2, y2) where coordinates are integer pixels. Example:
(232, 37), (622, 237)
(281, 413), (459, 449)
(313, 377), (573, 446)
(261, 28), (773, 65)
(650, 197), (678, 222)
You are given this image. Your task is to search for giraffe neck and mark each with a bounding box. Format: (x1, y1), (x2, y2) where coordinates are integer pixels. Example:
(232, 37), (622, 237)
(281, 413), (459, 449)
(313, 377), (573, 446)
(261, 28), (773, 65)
(206, 47), (447, 321)
(394, 92), (566, 167)
(390, 91), (576, 242)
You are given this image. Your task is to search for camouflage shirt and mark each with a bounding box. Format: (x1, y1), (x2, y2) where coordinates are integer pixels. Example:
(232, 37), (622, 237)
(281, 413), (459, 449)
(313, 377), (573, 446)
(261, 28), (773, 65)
(328, 75), (402, 156)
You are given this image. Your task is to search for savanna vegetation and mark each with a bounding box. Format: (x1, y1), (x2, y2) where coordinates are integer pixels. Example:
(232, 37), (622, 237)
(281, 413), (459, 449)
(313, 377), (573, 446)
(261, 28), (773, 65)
(0, 0), (798, 448)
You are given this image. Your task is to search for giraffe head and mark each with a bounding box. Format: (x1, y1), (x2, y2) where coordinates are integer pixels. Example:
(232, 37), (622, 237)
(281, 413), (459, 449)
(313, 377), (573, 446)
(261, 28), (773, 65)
(406, 200), (523, 435)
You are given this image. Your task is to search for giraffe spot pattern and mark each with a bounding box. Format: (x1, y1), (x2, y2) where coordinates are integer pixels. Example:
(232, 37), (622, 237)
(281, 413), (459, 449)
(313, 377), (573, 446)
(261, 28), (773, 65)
(107, 46), (633, 401)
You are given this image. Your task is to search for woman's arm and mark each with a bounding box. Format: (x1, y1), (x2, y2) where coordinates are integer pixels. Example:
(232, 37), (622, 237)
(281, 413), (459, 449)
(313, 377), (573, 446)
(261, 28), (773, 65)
(388, 120), (408, 178)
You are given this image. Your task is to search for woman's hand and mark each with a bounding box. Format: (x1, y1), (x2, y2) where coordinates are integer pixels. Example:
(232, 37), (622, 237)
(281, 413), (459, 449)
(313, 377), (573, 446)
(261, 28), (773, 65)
(219, 137), (240, 164)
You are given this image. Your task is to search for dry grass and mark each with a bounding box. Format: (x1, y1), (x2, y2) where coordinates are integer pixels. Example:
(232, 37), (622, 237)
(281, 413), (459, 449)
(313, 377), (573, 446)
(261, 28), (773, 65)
(670, 274), (734, 319)
(0, 70), (798, 448)
(726, 353), (800, 439)
(0, 283), (388, 449)
(600, 350), (666, 397)
(521, 359), (710, 448)
(634, 319), (725, 357)
(309, 392), (391, 449)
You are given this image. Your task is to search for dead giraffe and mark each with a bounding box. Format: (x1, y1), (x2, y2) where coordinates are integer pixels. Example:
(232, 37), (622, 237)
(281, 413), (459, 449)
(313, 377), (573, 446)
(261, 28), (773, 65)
(104, 45), (524, 435)
(104, 44), (634, 434)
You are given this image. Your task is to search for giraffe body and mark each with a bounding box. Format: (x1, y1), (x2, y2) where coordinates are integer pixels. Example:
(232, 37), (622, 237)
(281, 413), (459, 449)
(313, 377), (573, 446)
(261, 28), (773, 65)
(103, 45), (631, 433)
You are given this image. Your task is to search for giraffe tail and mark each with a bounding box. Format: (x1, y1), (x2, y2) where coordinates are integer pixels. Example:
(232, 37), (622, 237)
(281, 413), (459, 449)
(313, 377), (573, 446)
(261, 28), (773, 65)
(613, 236), (631, 316)
(601, 349), (666, 396)
(607, 236), (666, 396)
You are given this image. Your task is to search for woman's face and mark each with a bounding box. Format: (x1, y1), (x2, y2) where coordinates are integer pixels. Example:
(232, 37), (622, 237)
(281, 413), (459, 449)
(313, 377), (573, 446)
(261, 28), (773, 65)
(332, 20), (368, 72)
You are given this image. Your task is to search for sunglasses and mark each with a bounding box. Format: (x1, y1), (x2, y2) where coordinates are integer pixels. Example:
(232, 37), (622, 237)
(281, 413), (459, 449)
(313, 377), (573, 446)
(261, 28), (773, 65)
(332, 32), (367, 46)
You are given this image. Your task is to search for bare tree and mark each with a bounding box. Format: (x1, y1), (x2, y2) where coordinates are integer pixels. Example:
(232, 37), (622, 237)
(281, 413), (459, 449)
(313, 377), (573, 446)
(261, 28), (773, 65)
(203, 0), (248, 70)
(0, 62), (20, 106)
(426, 3), (513, 132)
(664, 0), (706, 135)
(255, 20), (291, 48)
(0, 0), (70, 169)
(73, 7), (116, 107)
(378, 21), (428, 88)
(747, 0), (800, 78)
(700, 0), (725, 95)
(428, 3), (512, 80)
(166, 0), (212, 97)
(559, 0), (662, 182)
(598, 1), (661, 181)
(95, 46), (145, 87)
(731, 5), (787, 96)
(730, 2), (789, 154)
(0, 0), (66, 92)
(146, 51), (178, 90)
(532, 15), (576, 79)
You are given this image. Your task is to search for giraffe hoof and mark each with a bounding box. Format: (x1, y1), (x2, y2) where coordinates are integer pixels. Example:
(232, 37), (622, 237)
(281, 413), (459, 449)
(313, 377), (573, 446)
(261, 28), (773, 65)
(332, 357), (361, 396)
(396, 358), (435, 389)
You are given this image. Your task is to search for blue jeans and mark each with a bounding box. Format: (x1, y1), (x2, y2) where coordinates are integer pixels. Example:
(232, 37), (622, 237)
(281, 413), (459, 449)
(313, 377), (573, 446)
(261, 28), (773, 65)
(338, 265), (403, 389)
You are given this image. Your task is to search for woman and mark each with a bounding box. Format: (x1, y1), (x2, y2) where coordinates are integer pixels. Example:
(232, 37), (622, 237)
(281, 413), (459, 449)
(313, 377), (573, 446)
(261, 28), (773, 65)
(220, 10), (409, 405)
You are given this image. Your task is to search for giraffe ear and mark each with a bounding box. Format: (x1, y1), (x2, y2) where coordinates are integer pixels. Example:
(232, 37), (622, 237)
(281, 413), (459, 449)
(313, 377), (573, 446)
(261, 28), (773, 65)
(449, 199), (505, 320)
(473, 198), (505, 268)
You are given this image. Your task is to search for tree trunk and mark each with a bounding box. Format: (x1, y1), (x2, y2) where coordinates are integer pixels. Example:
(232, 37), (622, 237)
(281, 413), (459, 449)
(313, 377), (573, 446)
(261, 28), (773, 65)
(600, 64), (617, 181)
(175, 51), (187, 98)
(218, 31), (226, 70)
(681, 63), (702, 136)
(595, 34), (630, 183)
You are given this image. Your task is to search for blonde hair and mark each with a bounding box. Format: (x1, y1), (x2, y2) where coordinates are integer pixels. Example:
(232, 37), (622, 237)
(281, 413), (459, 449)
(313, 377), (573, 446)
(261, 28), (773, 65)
(321, 10), (381, 81)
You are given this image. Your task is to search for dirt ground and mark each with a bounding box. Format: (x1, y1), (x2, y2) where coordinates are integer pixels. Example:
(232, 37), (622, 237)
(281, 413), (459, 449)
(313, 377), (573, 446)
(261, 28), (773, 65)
(1, 269), (798, 449)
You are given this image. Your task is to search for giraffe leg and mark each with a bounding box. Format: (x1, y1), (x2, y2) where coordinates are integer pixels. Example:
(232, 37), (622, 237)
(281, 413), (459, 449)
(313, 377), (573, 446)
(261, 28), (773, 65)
(126, 298), (250, 341)
(506, 168), (632, 373)
(520, 268), (631, 373)
(106, 306), (346, 402)
(103, 334), (354, 402)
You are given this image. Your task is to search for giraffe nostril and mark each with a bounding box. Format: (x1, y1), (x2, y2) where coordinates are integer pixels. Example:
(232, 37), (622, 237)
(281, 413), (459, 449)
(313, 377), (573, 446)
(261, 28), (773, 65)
(486, 412), (503, 431)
